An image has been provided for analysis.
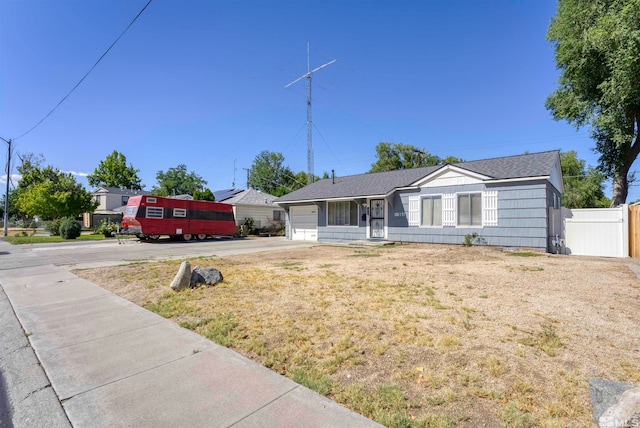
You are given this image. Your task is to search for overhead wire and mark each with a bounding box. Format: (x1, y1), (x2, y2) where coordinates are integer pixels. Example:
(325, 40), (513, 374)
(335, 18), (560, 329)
(13, 0), (154, 141)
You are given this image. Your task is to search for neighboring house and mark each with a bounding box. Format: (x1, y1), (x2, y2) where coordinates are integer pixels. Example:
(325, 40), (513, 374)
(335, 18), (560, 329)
(84, 186), (150, 228)
(214, 188), (285, 229)
(275, 150), (564, 252)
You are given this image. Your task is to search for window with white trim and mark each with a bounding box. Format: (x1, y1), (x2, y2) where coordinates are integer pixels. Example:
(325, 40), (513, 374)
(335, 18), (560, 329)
(420, 195), (442, 227)
(328, 201), (358, 226)
(146, 197), (157, 203)
(146, 207), (163, 219)
(173, 208), (187, 218)
(457, 193), (482, 226)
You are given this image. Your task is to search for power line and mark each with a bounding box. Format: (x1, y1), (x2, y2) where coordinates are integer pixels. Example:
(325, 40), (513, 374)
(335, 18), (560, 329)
(14, 0), (154, 141)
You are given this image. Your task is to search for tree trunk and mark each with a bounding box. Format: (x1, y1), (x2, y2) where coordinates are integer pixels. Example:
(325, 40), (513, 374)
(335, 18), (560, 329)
(610, 167), (629, 207)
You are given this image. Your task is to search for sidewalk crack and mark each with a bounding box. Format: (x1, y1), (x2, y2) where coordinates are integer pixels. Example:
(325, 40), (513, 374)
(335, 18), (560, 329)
(226, 385), (300, 427)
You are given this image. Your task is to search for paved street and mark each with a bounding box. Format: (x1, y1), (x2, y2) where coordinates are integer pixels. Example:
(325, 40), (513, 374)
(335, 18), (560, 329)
(0, 237), (381, 428)
(1, 236), (315, 270)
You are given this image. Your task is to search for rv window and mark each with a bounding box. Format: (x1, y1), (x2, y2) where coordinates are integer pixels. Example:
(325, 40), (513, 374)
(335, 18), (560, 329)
(173, 208), (187, 218)
(146, 207), (163, 219)
(124, 206), (137, 217)
(147, 197), (157, 203)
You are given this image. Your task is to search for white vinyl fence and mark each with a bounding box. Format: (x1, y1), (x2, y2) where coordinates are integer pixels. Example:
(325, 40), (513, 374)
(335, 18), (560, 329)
(562, 205), (628, 258)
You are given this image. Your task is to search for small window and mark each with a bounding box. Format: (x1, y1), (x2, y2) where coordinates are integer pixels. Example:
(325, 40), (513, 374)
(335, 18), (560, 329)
(173, 208), (187, 218)
(458, 193), (482, 226)
(146, 207), (163, 219)
(328, 201), (358, 226)
(94, 195), (101, 204)
(122, 196), (129, 205)
(147, 197), (157, 203)
(421, 196), (442, 227)
(124, 206), (137, 217)
(273, 210), (283, 221)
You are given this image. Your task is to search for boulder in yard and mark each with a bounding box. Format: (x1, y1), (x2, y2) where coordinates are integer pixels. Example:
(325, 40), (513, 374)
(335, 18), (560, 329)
(599, 386), (640, 428)
(190, 266), (223, 288)
(590, 378), (638, 424)
(170, 261), (191, 291)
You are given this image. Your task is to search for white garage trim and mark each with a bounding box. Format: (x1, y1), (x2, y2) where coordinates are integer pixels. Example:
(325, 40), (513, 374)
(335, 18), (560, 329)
(290, 205), (318, 241)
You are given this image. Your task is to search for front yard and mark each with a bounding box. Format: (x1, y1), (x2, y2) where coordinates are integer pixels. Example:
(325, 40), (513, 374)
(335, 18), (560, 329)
(75, 244), (640, 428)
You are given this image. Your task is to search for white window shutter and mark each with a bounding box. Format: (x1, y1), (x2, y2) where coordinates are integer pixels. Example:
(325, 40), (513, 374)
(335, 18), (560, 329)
(482, 191), (498, 226)
(408, 196), (419, 226)
(442, 194), (456, 226)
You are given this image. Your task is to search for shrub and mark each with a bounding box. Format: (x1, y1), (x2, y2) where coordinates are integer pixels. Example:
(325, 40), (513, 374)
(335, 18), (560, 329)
(59, 217), (81, 239)
(463, 232), (486, 247)
(243, 217), (255, 234)
(46, 218), (63, 236)
(95, 218), (119, 237)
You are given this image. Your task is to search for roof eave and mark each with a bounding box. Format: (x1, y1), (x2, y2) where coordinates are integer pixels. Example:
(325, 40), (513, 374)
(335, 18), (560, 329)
(276, 194), (388, 205)
(484, 175), (551, 184)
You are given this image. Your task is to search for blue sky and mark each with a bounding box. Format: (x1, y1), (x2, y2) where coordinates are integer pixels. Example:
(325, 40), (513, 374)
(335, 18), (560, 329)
(0, 0), (629, 200)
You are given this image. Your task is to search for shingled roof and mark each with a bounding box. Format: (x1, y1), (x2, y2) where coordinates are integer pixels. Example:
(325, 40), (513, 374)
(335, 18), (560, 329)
(216, 188), (280, 206)
(276, 150), (560, 203)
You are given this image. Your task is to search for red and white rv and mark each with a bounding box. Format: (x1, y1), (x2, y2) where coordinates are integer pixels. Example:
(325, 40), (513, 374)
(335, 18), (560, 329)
(121, 195), (236, 241)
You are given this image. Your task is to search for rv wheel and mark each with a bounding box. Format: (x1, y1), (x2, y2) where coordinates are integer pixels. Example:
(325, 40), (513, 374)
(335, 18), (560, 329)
(197, 234), (207, 240)
(182, 234), (193, 241)
(148, 235), (160, 240)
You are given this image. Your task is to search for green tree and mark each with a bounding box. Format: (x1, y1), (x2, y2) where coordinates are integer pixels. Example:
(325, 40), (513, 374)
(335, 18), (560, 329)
(15, 166), (97, 220)
(560, 151), (610, 208)
(193, 188), (215, 201)
(152, 164), (207, 197)
(369, 142), (462, 172)
(0, 190), (19, 222)
(87, 150), (143, 190)
(546, 0), (640, 206)
(248, 151), (305, 197)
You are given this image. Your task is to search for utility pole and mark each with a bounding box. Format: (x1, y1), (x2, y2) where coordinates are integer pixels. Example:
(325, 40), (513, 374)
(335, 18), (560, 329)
(413, 148), (426, 168)
(1, 137), (11, 237)
(285, 44), (336, 185)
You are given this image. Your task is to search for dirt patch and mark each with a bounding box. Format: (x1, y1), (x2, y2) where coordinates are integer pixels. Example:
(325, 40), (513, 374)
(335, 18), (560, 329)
(75, 244), (640, 427)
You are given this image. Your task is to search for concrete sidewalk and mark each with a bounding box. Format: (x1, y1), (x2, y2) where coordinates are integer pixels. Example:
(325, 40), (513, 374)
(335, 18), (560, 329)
(0, 241), (381, 427)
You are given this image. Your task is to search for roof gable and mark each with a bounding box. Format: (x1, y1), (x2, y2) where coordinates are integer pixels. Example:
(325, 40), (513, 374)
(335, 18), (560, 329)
(412, 165), (490, 188)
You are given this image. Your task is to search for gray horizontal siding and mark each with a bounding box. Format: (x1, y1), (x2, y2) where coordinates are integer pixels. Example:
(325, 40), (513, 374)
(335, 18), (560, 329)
(319, 227), (366, 242)
(388, 182), (551, 250)
(388, 227), (547, 249)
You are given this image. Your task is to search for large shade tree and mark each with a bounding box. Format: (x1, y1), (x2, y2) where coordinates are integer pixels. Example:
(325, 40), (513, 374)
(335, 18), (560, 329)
(15, 163), (97, 220)
(247, 151), (305, 197)
(87, 150), (143, 190)
(546, 0), (640, 206)
(152, 164), (207, 197)
(560, 151), (610, 208)
(369, 142), (462, 173)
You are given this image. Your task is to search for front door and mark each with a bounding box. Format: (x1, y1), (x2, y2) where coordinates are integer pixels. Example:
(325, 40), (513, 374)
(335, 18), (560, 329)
(370, 199), (385, 239)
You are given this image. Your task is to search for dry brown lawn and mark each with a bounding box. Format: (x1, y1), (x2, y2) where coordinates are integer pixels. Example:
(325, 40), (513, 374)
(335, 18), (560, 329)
(74, 243), (640, 428)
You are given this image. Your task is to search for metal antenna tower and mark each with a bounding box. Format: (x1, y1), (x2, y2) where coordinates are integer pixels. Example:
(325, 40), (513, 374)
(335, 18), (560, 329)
(285, 43), (335, 185)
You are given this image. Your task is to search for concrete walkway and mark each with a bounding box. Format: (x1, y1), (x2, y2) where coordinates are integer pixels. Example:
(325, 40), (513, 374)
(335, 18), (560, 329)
(0, 240), (381, 427)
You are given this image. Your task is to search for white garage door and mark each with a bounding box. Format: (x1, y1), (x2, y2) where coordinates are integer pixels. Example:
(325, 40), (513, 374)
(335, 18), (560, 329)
(290, 205), (318, 241)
